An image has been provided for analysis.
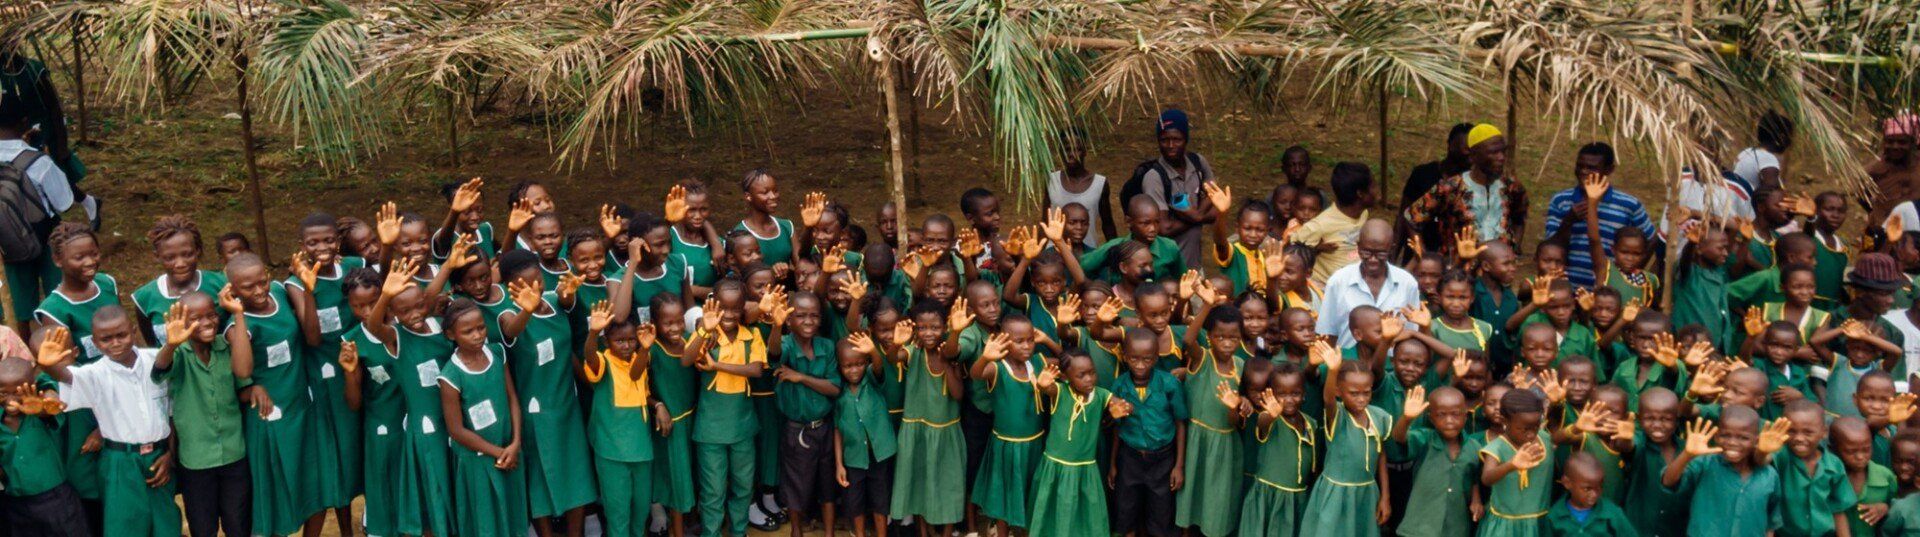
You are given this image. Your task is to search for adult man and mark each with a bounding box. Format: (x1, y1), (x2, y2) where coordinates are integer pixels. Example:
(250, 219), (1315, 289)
(1290, 162), (1376, 285)
(1127, 108), (1216, 271)
(1399, 123), (1474, 257)
(1869, 111), (1918, 224)
(1402, 123), (1528, 254)
(1545, 142), (1652, 288)
(1316, 219), (1421, 348)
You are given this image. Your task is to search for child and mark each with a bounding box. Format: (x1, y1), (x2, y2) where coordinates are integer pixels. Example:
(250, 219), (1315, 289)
(1203, 183), (1272, 296)
(158, 294), (252, 537)
(1757, 264), (1829, 343)
(1591, 227), (1658, 307)
(433, 177), (498, 263)
(735, 169), (801, 272)
(1477, 388), (1554, 536)
(1388, 385), (1482, 537)
(774, 292), (843, 535)
(39, 308), (181, 535)
(1729, 232), (1818, 314)
(336, 217), (383, 267)
(1080, 195), (1186, 284)
(1419, 269), (1492, 366)
(1506, 277), (1597, 366)
(0, 351), (88, 536)
(216, 232), (253, 264)
(1622, 388), (1688, 536)
(1745, 321), (1811, 420)
(375, 258), (459, 537)
(1108, 329), (1188, 537)
(1661, 406), (1787, 536)
(1469, 240), (1521, 374)
(131, 215), (228, 344)
(1809, 191), (1852, 309)
(880, 300), (966, 533)
(563, 228), (616, 350)
(613, 213), (692, 324)
(1235, 360), (1317, 536)
(1060, 202), (1096, 257)
(968, 314), (1047, 534)
(335, 267), (412, 537)
(580, 302), (671, 537)
(1292, 187), (1324, 225)
(1259, 242), (1321, 313)
(522, 212), (573, 290)
(495, 250), (598, 535)
(1769, 400), (1858, 537)
(685, 280), (776, 537)
(1832, 417), (1896, 536)
(1003, 209), (1088, 345)
(1048, 131), (1117, 249)
(1855, 371), (1911, 466)
(437, 299), (531, 537)
(287, 212), (365, 531)
(1872, 433), (1920, 534)
(226, 252), (345, 535)
(1815, 320), (1900, 419)
(1298, 357), (1394, 536)
(957, 187), (1008, 271)
(1410, 252), (1447, 309)
(1266, 184), (1297, 239)
(835, 333), (897, 537)
(646, 293), (699, 536)
(1575, 385), (1636, 503)
(1672, 223), (1738, 353)
(1544, 451), (1638, 535)
(1175, 305), (1247, 537)
(1027, 351), (1131, 537)
(667, 181), (724, 289)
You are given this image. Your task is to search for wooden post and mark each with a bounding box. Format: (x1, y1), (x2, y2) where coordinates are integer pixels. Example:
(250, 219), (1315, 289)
(904, 60), (923, 205)
(70, 17), (87, 145)
(874, 37), (910, 247)
(1377, 79), (1389, 203)
(1505, 71), (1517, 160)
(1663, 0), (1696, 310)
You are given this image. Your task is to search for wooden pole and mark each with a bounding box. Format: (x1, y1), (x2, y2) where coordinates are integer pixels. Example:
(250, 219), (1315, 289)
(233, 0), (268, 260)
(1662, 0), (1697, 311)
(905, 60), (923, 206)
(874, 38), (910, 247)
(1505, 71), (1517, 161)
(69, 17), (87, 145)
(1377, 79), (1389, 203)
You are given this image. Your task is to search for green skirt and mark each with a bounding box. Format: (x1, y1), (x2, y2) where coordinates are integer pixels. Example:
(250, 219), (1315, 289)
(1174, 428), (1245, 536)
(653, 414), (698, 512)
(397, 424), (454, 537)
(311, 371), (363, 502)
(753, 395), (780, 487)
(971, 435), (1044, 528)
(360, 418), (407, 537)
(1237, 481), (1309, 536)
(890, 421), (966, 524)
(1027, 457), (1108, 537)
(522, 403), (598, 517)
(450, 450), (530, 537)
(1476, 512), (1547, 537)
(1299, 476), (1380, 537)
(245, 405), (331, 536)
(61, 410), (102, 499)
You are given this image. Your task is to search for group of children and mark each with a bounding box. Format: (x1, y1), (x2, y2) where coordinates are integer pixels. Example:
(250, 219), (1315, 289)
(3, 162), (1920, 537)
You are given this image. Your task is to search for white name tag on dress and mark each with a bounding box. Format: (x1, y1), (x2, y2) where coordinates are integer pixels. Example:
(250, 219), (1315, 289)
(468, 400), (498, 430)
(527, 397), (541, 414)
(320, 363), (337, 379)
(318, 307), (343, 333)
(369, 365), (390, 384)
(536, 339), (556, 366)
(267, 341), (291, 368)
(80, 335), (100, 359)
(264, 406), (283, 422)
(376, 425), (388, 436)
(416, 360), (440, 388)
(421, 416), (436, 434)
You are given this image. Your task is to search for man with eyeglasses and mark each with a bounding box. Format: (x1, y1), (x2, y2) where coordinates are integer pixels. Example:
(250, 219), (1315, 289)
(1315, 219), (1422, 348)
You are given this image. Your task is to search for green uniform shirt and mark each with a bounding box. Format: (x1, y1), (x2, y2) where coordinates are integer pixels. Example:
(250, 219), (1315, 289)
(0, 415), (65, 497)
(621, 255), (688, 324)
(1080, 235), (1185, 284)
(1610, 356), (1680, 412)
(670, 226), (718, 287)
(1665, 454), (1783, 536)
(1108, 369), (1187, 451)
(1623, 433), (1688, 537)
(1728, 267), (1784, 317)
(1544, 498), (1640, 537)
(1877, 492), (1920, 536)
(1754, 359), (1812, 420)
(1390, 427), (1483, 537)
(1471, 278), (1520, 367)
(1770, 449), (1858, 537)
(733, 218), (796, 267)
(565, 279), (613, 357)
(163, 340), (246, 470)
(1601, 264), (1659, 308)
(1513, 311), (1598, 367)
(1674, 260), (1737, 352)
(834, 376), (897, 469)
(1213, 241), (1264, 297)
(131, 270), (228, 342)
(1761, 302), (1830, 344)
(584, 351), (656, 463)
(1845, 463), (1896, 537)
(1432, 317), (1493, 356)
(1481, 432), (1554, 521)
(1812, 232), (1851, 309)
(694, 326), (766, 445)
(433, 221), (498, 263)
(34, 273), (121, 362)
(775, 335), (840, 422)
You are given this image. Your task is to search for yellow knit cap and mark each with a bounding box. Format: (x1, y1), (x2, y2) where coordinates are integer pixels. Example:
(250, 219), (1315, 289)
(1467, 123), (1503, 148)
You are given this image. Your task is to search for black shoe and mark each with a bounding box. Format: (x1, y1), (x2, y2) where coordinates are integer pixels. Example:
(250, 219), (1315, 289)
(749, 518), (780, 532)
(768, 509), (790, 524)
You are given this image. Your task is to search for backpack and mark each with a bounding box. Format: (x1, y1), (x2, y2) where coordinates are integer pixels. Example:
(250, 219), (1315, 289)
(1119, 152), (1211, 216)
(0, 149), (50, 263)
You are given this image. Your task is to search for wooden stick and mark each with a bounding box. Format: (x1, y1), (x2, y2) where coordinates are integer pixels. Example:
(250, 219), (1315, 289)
(874, 37), (910, 248)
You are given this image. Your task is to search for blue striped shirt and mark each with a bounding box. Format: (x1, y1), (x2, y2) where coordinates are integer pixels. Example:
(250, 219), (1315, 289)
(1544, 187), (1653, 288)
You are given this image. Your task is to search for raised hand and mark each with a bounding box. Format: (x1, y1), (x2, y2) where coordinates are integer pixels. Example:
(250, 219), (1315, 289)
(1540, 370), (1567, 404)
(1841, 319), (1870, 340)
(1787, 192), (1817, 217)
(162, 302), (198, 347)
(848, 331), (877, 356)
(36, 327), (74, 368)
(699, 297), (724, 332)
(290, 251), (319, 291)
(1195, 278), (1226, 306)
(376, 202), (401, 245)
(1055, 294), (1082, 327)
(1756, 418), (1792, 456)
(1455, 228), (1486, 260)
(1261, 240), (1288, 280)
(1736, 217), (1757, 241)
(1573, 401), (1613, 433)
(1311, 339), (1340, 371)
(382, 257), (419, 297)
(1581, 172), (1610, 200)
(957, 228), (984, 258)
(1036, 362), (1060, 388)
(1215, 381), (1242, 410)
(1379, 315), (1405, 341)
(1683, 341), (1715, 368)
(766, 299), (794, 327)
(557, 273), (584, 303)
(1606, 415), (1637, 443)
(1202, 182), (1233, 213)
(1108, 396), (1134, 419)
(1574, 288), (1595, 312)
(890, 320), (917, 347)
(509, 279), (544, 312)
(588, 302), (615, 333)
(450, 177), (484, 213)
(980, 333), (1011, 363)
(1178, 270), (1201, 300)
(627, 231), (652, 262)
(1529, 276), (1554, 307)
(636, 323), (658, 353)
(800, 192), (827, 228)
(1650, 333), (1680, 368)
(759, 285), (788, 315)
(838, 273), (869, 302)
(1018, 226), (1044, 260)
(1401, 304), (1431, 329)
(1688, 363), (1727, 399)
(1743, 308), (1765, 337)
(444, 232), (479, 270)
(1096, 297), (1125, 324)
(1256, 391), (1285, 419)
(508, 199), (537, 232)
(1889, 393), (1917, 424)
(1513, 441), (1547, 472)
(1451, 349), (1471, 379)
(1041, 208), (1067, 244)
(948, 297), (975, 332)
(662, 186), (688, 225)
(1407, 235), (1425, 258)
(1403, 385), (1429, 419)
(339, 341), (360, 373)
(1620, 302), (1642, 324)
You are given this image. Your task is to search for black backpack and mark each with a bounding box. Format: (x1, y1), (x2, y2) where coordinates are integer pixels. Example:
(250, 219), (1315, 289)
(0, 149), (51, 263)
(1119, 152), (1211, 215)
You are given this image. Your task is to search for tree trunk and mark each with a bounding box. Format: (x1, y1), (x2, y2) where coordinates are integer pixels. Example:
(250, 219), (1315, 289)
(876, 40), (910, 247)
(236, 53), (270, 260)
(447, 92), (460, 167)
(1377, 79), (1389, 205)
(70, 18), (88, 145)
(1505, 72), (1517, 161)
(901, 59), (923, 206)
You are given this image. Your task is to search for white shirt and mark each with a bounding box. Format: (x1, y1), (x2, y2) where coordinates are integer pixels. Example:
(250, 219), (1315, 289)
(1660, 168), (1756, 245)
(59, 347), (172, 444)
(1047, 171), (1110, 248)
(1461, 171), (1507, 241)
(1884, 202), (1920, 233)
(0, 139), (73, 214)
(1316, 263), (1422, 348)
(1881, 310), (1920, 387)
(1732, 147), (1780, 188)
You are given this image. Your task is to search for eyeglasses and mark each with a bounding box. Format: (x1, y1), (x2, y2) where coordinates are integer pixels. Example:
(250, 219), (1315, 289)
(1356, 248), (1392, 261)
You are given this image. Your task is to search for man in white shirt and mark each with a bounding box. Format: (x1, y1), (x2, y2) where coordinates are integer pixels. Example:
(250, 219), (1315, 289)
(37, 306), (182, 535)
(2, 92), (74, 332)
(1316, 220), (1422, 348)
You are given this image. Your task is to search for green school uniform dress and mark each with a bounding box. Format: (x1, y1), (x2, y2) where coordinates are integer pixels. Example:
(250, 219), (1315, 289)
(433, 221), (499, 263)
(972, 355), (1048, 528)
(1877, 492), (1920, 536)
(1729, 267), (1784, 318)
(1754, 359), (1812, 420)
(1299, 405), (1393, 537)
(1214, 241), (1266, 296)
(471, 285), (512, 341)
(288, 257), (366, 505)
(1823, 357), (1877, 418)
(1579, 434), (1629, 504)
(345, 325), (412, 537)
(504, 293), (598, 517)
(650, 341), (699, 513)
(1845, 463), (1896, 537)
(1664, 454), (1783, 536)
(1017, 293), (1061, 349)
(1674, 261), (1737, 352)
(1478, 432), (1554, 536)
(237, 283), (344, 535)
(623, 256), (688, 324)
(1770, 449), (1858, 537)
(1435, 317), (1494, 357)
(671, 226), (718, 287)
(585, 349), (659, 537)
(695, 326), (766, 537)
(1072, 326), (1124, 387)
(1238, 414), (1319, 537)
(1026, 387), (1114, 537)
(440, 344), (532, 537)
(537, 259), (573, 292)
(34, 272), (118, 500)
(1543, 498), (1639, 536)
(1812, 232), (1851, 309)
(394, 318), (457, 537)
(734, 217), (796, 266)
(130, 270), (228, 341)
(565, 277), (613, 357)
(163, 340), (245, 477)
(1623, 433), (1687, 537)
(1392, 428), (1484, 537)
(891, 346), (967, 525)
(1175, 352), (1245, 536)
(1472, 278), (1521, 368)
(1761, 302), (1830, 343)
(1080, 235), (1186, 284)
(1601, 265), (1659, 307)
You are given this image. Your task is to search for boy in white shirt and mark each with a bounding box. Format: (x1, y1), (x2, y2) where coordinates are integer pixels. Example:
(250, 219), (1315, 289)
(36, 306), (181, 536)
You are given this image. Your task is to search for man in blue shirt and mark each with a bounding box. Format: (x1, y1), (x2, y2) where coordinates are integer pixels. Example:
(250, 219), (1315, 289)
(1544, 142), (1653, 288)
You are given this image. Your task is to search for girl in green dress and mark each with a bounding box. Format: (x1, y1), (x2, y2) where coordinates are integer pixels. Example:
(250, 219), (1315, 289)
(563, 229), (616, 356)
(1421, 271), (1495, 358)
(337, 268), (412, 537)
(495, 250), (598, 533)
(1028, 351), (1129, 537)
(969, 315), (1049, 533)
(132, 214), (228, 344)
(1757, 265), (1829, 344)
(582, 302), (673, 537)
(381, 257), (460, 537)
(436, 300), (530, 537)
(1594, 229), (1659, 307)
(735, 169), (801, 270)
(646, 293), (699, 536)
(1174, 303), (1247, 537)
(612, 214), (691, 325)
(1476, 387), (1555, 536)
(32, 223), (118, 504)
(1002, 214), (1091, 348)
(666, 181), (723, 289)
(432, 178), (499, 263)
(881, 299), (967, 531)
(1299, 354), (1394, 537)
(287, 213), (366, 529)
(1238, 361), (1319, 537)
(224, 253), (340, 536)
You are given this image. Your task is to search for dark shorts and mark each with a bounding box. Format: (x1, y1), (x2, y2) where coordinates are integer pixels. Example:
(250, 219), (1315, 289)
(178, 458), (251, 537)
(839, 457), (894, 518)
(778, 420), (836, 511)
(0, 482), (91, 537)
(1110, 443), (1177, 537)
